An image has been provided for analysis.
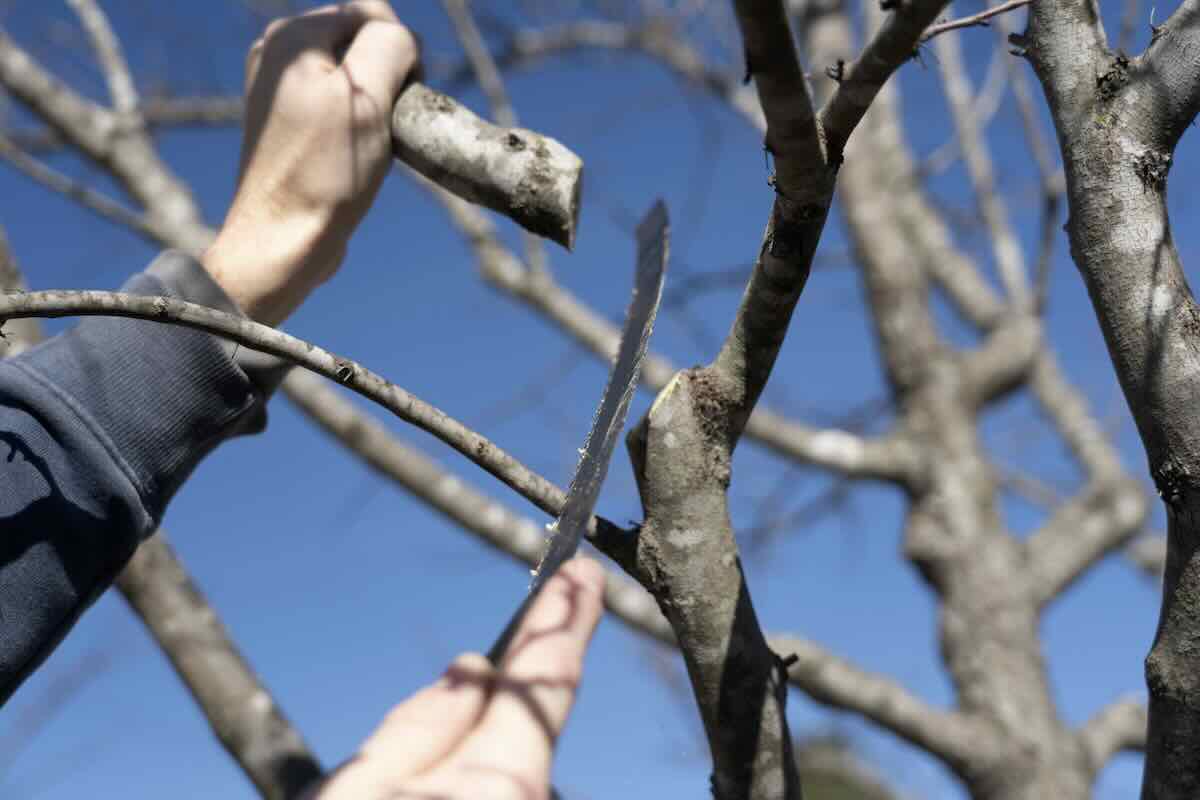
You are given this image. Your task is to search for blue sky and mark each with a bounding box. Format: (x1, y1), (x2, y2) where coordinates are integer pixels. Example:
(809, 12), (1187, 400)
(0, 0), (1182, 797)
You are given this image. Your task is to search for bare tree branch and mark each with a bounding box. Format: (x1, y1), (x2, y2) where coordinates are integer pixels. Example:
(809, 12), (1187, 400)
(1127, 532), (1167, 580)
(709, 0), (835, 444)
(921, 0), (1031, 41)
(960, 315), (1040, 404)
(1023, 0), (1200, 791)
(290, 356), (995, 771)
(732, 0), (822, 171)
(819, 0), (951, 162)
(283, 368), (672, 643)
(65, 0), (140, 115)
(0, 133), (171, 244)
(0, 227), (42, 356)
(0, 288), (603, 531)
(933, 26), (1030, 311)
(919, 46), (1009, 177)
(839, 8), (1139, 617)
(1016, 0), (1106, 132)
(1078, 697), (1147, 771)
(438, 0), (548, 274)
(1026, 479), (1149, 605)
(4, 5), (1171, 797)
(7, 96), (243, 154)
(772, 634), (989, 772)
(583, 4), (835, 796)
(1140, 0), (1200, 147)
(990, 11), (1066, 316)
(116, 534), (322, 800)
(391, 83), (582, 249)
(1029, 355), (1123, 477)
(806, 9), (1108, 793)
(793, 736), (899, 800)
(0, 27), (209, 249)
(443, 21), (764, 130)
(440, 0), (516, 128)
(420, 172), (919, 484)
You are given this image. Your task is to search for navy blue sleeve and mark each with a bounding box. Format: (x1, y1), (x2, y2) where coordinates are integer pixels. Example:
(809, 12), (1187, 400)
(0, 251), (288, 703)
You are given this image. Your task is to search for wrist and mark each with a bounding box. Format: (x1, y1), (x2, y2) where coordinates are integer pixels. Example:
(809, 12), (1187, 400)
(203, 210), (341, 326)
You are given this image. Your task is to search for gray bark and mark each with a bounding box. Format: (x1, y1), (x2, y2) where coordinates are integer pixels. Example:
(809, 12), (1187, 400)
(1020, 0), (1200, 795)
(117, 535), (323, 800)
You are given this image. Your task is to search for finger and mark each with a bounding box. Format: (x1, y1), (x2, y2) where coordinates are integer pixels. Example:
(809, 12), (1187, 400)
(252, 2), (395, 75)
(359, 653), (494, 777)
(297, 1), (401, 51)
(458, 558), (605, 781)
(339, 18), (419, 111)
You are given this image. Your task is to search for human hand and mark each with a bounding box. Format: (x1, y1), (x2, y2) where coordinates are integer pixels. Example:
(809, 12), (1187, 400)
(203, 1), (419, 325)
(301, 557), (606, 800)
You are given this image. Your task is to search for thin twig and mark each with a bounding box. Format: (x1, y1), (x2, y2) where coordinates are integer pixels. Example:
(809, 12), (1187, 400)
(0, 27), (204, 238)
(0, 289), (584, 526)
(918, 45), (1008, 177)
(921, 0), (1033, 41)
(820, 0), (951, 161)
(438, 0), (547, 274)
(0, 134), (168, 243)
(64, 0), (140, 115)
(933, 25), (1031, 310)
(440, 0), (516, 127)
(6, 96), (243, 155)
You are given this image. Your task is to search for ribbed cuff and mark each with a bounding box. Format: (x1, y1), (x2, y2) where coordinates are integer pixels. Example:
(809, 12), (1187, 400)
(146, 250), (292, 402)
(14, 250), (287, 524)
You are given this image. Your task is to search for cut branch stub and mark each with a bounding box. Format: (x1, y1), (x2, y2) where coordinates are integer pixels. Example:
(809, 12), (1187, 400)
(391, 83), (583, 249)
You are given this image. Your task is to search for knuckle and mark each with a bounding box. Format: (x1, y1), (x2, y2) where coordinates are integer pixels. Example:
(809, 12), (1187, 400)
(361, 20), (418, 63)
(391, 23), (418, 59)
(346, 0), (398, 20)
(447, 651), (493, 678)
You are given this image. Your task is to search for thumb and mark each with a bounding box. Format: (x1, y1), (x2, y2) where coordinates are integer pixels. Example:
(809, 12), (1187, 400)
(340, 19), (420, 115)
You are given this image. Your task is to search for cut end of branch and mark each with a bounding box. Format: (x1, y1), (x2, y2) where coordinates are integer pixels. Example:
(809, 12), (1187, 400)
(391, 83), (583, 250)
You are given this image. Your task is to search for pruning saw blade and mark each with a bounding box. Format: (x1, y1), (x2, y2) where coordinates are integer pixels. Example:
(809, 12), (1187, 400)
(486, 200), (669, 665)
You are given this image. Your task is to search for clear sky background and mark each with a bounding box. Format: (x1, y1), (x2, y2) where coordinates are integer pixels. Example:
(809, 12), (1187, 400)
(0, 0), (1183, 797)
